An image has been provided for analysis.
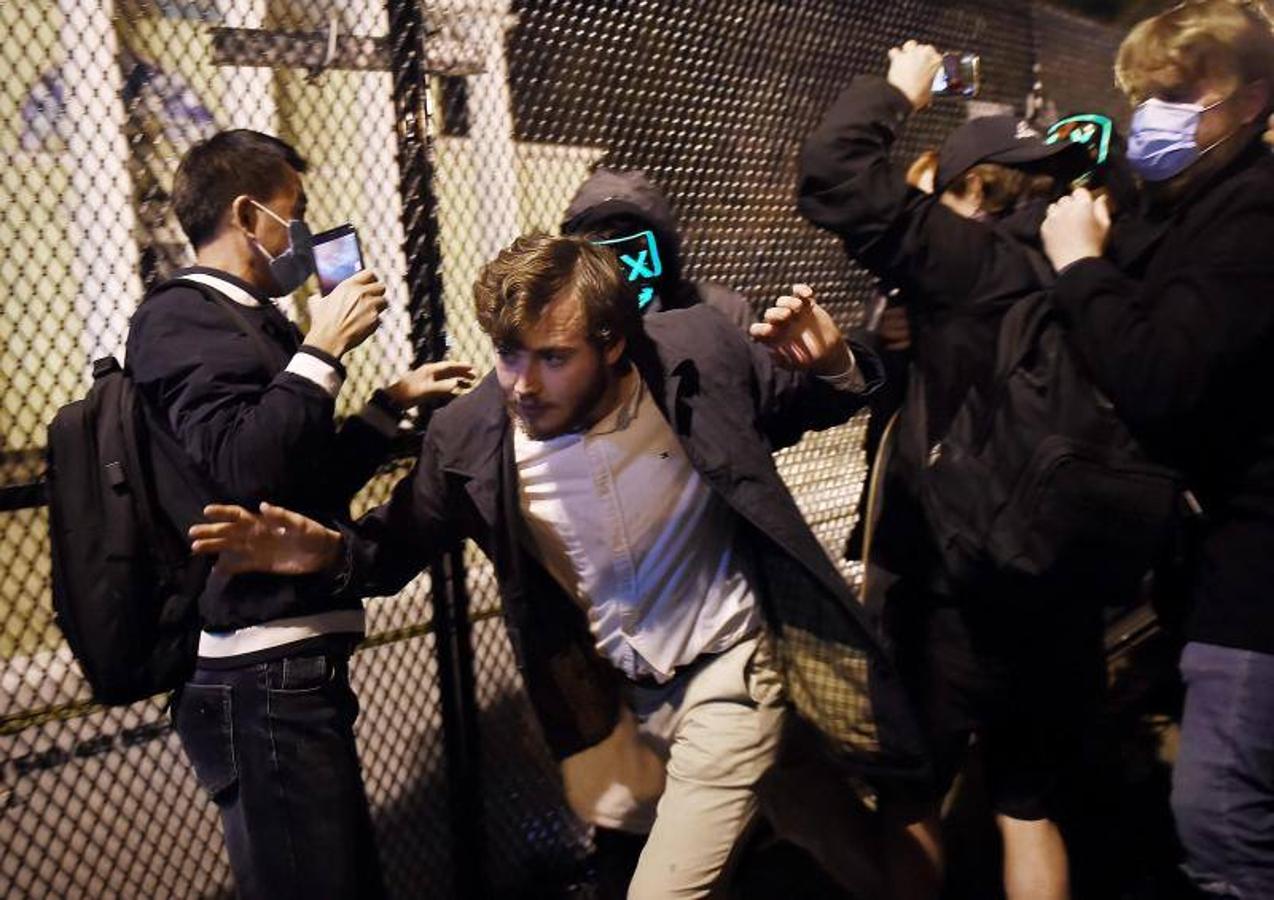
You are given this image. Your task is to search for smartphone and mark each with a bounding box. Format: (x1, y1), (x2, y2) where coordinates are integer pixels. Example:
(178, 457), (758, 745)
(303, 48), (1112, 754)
(932, 52), (981, 98)
(312, 224), (364, 296)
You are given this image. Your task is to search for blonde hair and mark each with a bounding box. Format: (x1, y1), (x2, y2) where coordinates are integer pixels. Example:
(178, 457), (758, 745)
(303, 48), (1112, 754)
(1116, 0), (1274, 105)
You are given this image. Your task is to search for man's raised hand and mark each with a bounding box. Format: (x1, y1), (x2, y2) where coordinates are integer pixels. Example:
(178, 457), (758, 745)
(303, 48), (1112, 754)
(304, 270), (389, 359)
(749, 284), (855, 376)
(887, 40), (943, 112)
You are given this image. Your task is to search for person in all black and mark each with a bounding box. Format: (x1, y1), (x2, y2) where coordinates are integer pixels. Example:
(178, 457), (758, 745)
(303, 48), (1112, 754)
(561, 167), (754, 329)
(1041, 3), (1274, 895)
(125, 129), (472, 899)
(843, 150), (934, 562)
(798, 41), (1094, 900)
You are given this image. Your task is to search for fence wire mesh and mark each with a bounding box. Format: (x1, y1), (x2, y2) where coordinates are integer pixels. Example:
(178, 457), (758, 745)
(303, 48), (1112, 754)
(1, 1), (1129, 897)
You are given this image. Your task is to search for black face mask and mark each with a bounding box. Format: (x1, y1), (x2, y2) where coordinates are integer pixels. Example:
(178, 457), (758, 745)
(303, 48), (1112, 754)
(1045, 112), (1138, 216)
(590, 229), (664, 311)
(250, 200), (316, 295)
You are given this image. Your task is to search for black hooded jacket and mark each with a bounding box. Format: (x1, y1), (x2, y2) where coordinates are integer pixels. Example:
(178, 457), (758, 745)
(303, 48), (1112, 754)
(1054, 141), (1274, 653)
(562, 168), (754, 329)
(798, 77), (1059, 587)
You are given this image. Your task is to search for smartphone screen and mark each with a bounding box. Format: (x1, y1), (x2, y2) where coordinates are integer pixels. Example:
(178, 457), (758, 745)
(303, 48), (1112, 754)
(312, 224), (363, 296)
(932, 52), (981, 98)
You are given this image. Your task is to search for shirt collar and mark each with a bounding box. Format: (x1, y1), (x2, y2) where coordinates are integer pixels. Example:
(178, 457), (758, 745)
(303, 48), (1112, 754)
(587, 366), (644, 437)
(173, 267), (271, 307)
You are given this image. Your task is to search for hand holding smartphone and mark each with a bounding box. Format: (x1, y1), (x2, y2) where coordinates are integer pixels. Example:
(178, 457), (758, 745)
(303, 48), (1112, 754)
(887, 42), (977, 111)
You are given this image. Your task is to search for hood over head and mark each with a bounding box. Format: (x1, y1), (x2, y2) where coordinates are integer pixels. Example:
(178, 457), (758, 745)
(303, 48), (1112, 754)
(561, 168), (685, 291)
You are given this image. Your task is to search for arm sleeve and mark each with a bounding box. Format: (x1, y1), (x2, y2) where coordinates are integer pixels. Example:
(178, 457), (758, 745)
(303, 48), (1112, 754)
(746, 330), (885, 451)
(326, 413), (396, 508)
(797, 75), (919, 266)
(126, 291), (340, 507)
(1052, 210), (1274, 433)
(335, 424), (455, 599)
(797, 75), (1021, 311)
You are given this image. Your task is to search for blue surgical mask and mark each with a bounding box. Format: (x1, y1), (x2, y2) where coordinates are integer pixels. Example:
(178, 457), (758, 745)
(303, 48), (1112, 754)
(250, 200), (315, 295)
(591, 230), (663, 311)
(1127, 96), (1227, 182)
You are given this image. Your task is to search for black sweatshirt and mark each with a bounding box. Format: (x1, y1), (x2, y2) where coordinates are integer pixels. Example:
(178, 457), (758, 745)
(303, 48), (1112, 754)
(1054, 142), (1274, 654)
(798, 76), (1053, 587)
(125, 268), (392, 633)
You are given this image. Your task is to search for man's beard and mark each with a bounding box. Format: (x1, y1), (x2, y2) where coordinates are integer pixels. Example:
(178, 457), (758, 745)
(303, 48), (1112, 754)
(507, 361), (618, 441)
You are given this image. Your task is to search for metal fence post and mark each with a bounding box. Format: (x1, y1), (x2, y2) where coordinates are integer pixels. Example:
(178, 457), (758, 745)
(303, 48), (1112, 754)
(430, 540), (485, 898)
(386, 0), (448, 368)
(385, 2), (485, 896)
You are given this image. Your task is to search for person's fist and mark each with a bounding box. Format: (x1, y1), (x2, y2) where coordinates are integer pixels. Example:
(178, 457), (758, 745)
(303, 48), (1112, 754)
(1042, 188), (1112, 274)
(305, 270), (388, 358)
(887, 40), (943, 112)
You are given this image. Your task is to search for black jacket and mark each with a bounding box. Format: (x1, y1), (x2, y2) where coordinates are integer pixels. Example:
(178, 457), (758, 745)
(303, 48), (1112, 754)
(562, 168), (755, 329)
(1054, 142), (1274, 653)
(797, 76), (1054, 587)
(332, 306), (925, 773)
(125, 268), (392, 632)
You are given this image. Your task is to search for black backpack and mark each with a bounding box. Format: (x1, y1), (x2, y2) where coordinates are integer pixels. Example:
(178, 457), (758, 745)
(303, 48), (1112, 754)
(915, 293), (1183, 595)
(47, 357), (212, 704)
(47, 279), (281, 704)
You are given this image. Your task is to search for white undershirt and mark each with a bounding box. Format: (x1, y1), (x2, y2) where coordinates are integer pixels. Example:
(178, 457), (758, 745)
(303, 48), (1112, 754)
(515, 368), (762, 683)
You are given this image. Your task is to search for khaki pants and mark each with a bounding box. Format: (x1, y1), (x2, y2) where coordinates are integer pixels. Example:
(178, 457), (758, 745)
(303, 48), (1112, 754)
(561, 635), (786, 898)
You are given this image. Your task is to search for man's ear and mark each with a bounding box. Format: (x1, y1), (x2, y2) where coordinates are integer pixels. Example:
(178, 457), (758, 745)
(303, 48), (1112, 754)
(230, 195), (258, 236)
(604, 335), (627, 366)
(1237, 80), (1270, 125)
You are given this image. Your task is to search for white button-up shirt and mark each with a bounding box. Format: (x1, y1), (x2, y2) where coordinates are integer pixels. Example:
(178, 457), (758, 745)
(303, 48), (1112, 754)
(514, 368), (762, 682)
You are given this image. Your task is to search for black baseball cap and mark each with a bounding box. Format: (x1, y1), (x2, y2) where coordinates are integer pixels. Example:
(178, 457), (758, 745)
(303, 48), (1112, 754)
(935, 115), (1091, 192)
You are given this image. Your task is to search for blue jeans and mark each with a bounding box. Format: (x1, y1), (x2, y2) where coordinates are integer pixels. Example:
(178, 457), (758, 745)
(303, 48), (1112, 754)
(173, 648), (385, 899)
(1172, 641), (1274, 898)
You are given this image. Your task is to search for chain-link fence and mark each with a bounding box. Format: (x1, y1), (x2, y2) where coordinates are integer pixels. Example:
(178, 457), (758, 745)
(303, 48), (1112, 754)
(1, 1), (1129, 897)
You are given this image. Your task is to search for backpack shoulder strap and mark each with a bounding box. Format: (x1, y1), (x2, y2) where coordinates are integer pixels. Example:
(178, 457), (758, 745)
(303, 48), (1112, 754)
(112, 366), (171, 561)
(993, 292), (1056, 381)
(152, 277), (288, 371)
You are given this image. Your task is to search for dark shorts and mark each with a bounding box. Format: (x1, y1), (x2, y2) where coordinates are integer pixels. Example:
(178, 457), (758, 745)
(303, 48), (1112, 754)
(871, 568), (1105, 821)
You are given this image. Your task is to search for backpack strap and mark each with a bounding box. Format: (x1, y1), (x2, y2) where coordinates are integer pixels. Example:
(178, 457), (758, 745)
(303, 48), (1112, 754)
(112, 368), (183, 573)
(993, 293), (1054, 381)
(153, 277), (291, 372)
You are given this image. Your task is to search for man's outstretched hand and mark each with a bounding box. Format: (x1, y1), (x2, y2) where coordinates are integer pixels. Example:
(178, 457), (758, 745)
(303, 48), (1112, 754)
(190, 502), (342, 577)
(749, 284), (855, 376)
